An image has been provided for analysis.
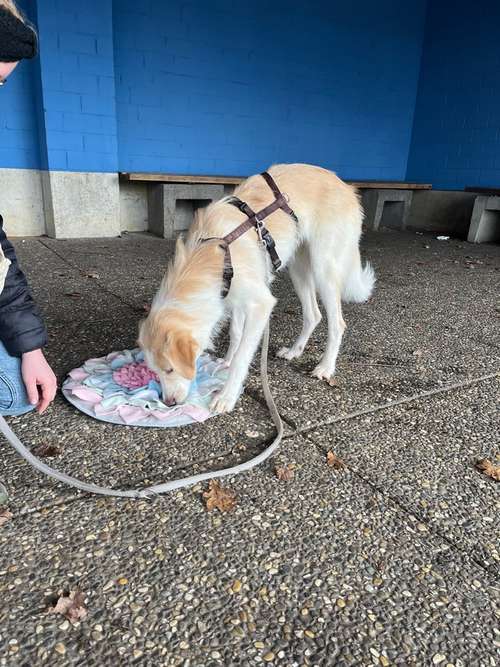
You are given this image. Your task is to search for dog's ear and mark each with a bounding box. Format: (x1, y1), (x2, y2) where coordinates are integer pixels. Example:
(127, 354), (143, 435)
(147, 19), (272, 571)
(168, 330), (198, 380)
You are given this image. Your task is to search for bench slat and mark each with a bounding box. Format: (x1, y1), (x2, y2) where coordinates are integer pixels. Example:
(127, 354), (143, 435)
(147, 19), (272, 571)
(120, 172), (431, 190)
(120, 172), (245, 185)
(348, 181), (431, 190)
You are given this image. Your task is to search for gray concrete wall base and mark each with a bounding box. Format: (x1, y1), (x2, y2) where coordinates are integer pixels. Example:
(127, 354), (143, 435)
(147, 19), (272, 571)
(467, 196), (500, 244)
(42, 171), (121, 239)
(148, 183), (225, 239)
(406, 190), (477, 237)
(362, 189), (412, 231)
(119, 181), (149, 232)
(223, 184), (237, 197)
(0, 168), (45, 236)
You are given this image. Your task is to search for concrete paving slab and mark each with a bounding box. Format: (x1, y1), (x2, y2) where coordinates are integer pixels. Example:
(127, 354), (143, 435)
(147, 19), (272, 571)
(306, 376), (500, 577)
(44, 316), (141, 379)
(242, 231), (499, 428)
(0, 435), (498, 666)
(13, 239), (135, 327)
(40, 234), (174, 311)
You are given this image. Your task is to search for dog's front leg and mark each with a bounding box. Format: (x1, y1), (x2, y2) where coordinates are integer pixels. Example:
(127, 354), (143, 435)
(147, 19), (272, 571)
(211, 295), (275, 413)
(224, 307), (245, 367)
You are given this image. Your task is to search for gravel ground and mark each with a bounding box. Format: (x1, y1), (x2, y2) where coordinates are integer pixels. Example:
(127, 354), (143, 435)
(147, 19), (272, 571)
(1, 229), (499, 666)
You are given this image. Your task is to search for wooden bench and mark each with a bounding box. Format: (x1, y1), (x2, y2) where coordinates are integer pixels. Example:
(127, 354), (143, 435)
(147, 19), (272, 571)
(464, 187), (500, 243)
(120, 172), (245, 186)
(119, 173), (431, 238)
(120, 172), (243, 238)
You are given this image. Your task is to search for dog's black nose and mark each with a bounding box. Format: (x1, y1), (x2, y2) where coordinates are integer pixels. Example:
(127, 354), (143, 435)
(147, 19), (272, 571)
(165, 397), (177, 407)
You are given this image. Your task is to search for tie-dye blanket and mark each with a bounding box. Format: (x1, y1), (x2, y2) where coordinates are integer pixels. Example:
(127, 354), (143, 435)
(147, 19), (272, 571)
(62, 349), (229, 427)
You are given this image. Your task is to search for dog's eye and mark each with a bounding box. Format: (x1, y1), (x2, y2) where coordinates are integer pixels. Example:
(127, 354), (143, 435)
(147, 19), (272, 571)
(165, 368), (173, 374)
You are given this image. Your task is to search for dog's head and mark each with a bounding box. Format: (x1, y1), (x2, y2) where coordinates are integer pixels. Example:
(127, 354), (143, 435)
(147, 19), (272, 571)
(138, 313), (199, 406)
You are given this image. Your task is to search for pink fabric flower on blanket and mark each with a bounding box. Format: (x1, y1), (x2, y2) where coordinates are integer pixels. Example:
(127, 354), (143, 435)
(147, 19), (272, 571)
(112, 362), (159, 389)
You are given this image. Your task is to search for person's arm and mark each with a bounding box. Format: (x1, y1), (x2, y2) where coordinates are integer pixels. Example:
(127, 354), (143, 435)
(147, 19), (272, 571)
(0, 215), (56, 412)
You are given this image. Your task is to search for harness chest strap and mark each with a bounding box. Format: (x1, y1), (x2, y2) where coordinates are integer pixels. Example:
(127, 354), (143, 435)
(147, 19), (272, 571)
(213, 171), (299, 297)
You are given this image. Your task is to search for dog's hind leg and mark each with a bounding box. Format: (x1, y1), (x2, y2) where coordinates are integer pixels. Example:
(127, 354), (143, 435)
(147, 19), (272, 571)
(310, 260), (346, 381)
(277, 245), (321, 360)
(224, 307), (245, 367)
(211, 290), (276, 413)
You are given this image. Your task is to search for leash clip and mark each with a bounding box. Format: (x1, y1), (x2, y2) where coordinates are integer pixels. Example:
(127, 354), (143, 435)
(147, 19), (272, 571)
(254, 215), (267, 247)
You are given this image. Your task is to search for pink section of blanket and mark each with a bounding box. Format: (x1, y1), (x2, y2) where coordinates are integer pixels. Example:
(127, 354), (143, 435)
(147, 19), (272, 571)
(113, 361), (159, 389)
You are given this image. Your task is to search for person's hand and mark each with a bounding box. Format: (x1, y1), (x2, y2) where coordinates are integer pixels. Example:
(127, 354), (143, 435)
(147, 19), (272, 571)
(21, 349), (57, 413)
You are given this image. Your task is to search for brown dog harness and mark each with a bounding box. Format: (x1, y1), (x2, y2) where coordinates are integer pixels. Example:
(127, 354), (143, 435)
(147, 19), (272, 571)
(203, 171), (298, 298)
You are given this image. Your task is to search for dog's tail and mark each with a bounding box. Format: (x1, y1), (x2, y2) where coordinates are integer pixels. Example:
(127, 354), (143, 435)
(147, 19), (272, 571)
(341, 256), (375, 303)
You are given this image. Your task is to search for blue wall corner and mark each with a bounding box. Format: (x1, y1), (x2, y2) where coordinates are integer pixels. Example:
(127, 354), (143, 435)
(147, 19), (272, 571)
(407, 0), (500, 189)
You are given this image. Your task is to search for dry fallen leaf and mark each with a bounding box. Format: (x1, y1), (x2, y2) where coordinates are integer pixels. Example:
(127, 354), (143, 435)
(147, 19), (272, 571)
(47, 590), (87, 624)
(475, 458), (500, 481)
(84, 271), (100, 279)
(275, 465), (295, 481)
(33, 443), (61, 458)
(0, 508), (13, 528)
(326, 451), (345, 470)
(203, 480), (237, 512)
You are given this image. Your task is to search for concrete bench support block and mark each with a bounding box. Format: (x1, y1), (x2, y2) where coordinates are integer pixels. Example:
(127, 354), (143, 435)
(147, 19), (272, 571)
(362, 189), (413, 231)
(42, 171), (120, 239)
(467, 195), (500, 244)
(148, 183), (225, 238)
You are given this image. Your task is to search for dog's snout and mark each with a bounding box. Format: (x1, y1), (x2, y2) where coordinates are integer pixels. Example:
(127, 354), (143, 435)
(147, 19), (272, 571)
(164, 396), (177, 407)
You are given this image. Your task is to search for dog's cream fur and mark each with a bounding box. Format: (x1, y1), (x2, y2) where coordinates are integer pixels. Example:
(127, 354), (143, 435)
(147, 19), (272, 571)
(138, 163), (375, 412)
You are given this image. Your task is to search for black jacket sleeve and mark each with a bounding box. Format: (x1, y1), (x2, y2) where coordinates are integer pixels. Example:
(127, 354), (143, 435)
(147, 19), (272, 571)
(0, 215), (47, 357)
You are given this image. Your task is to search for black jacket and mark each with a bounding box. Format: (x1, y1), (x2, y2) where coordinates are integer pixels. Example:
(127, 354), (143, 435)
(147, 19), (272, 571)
(0, 215), (47, 357)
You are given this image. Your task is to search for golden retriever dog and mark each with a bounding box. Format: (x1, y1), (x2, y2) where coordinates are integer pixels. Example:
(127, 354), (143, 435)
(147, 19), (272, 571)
(138, 163), (374, 413)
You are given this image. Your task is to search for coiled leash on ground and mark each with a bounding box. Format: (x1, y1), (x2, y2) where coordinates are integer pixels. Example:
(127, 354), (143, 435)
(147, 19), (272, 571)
(0, 322), (283, 500)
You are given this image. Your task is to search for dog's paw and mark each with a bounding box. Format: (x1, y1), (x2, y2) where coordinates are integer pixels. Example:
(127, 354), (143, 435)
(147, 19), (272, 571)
(210, 389), (238, 414)
(277, 345), (303, 361)
(311, 364), (335, 382)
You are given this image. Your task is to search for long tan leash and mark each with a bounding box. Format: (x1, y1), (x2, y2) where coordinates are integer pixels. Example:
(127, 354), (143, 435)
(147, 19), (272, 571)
(0, 322), (283, 499)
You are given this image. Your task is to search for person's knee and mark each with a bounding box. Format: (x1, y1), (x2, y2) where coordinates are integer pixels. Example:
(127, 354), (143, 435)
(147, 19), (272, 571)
(0, 368), (34, 416)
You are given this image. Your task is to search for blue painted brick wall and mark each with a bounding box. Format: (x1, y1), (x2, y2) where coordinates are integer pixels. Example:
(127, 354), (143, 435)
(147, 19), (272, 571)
(0, 59), (40, 169)
(0, 0), (40, 170)
(34, 0), (118, 172)
(114, 0), (427, 178)
(407, 0), (500, 190)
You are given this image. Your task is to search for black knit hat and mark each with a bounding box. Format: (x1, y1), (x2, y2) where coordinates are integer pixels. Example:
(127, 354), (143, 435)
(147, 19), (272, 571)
(0, 6), (38, 62)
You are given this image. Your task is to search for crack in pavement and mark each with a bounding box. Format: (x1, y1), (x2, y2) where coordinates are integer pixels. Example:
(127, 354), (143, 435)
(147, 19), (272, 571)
(293, 371), (499, 436)
(39, 239), (142, 314)
(301, 374), (500, 580)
